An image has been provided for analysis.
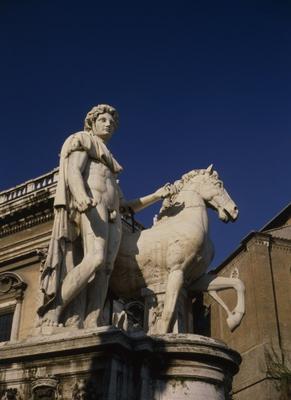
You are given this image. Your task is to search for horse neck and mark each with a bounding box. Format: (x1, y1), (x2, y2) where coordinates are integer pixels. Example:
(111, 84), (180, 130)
(175, 187), (209, 231)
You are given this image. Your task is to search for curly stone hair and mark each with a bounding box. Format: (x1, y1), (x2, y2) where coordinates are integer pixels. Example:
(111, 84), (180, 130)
(84, 104), (119, 132)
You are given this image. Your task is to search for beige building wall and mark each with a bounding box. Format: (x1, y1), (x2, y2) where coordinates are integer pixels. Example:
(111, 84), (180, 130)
(208, 206), (291, 399)
(271, 240), (291, 366)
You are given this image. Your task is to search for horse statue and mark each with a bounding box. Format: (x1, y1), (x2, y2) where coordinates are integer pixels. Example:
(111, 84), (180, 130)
(110, 165), (245, 334)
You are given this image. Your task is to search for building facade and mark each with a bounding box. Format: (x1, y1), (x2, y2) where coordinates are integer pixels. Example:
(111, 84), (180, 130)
(0, 169), (59, 343)
(207, 204), (291, 399)
(1, 170), (289, 399)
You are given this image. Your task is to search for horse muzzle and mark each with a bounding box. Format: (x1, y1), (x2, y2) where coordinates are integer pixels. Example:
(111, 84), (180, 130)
(218, 205), (239, 222)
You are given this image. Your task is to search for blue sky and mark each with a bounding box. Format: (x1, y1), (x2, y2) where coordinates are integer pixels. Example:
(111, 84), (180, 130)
(0, 1), (290, 266)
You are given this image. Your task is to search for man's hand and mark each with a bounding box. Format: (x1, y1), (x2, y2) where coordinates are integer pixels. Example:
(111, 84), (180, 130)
(75, 194), (97, 212)
(155, 183), (173, 199)
(124, 183), (175, 213)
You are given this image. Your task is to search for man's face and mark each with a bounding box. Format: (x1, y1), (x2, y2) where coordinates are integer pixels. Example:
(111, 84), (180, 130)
(94, 112), (116, 141)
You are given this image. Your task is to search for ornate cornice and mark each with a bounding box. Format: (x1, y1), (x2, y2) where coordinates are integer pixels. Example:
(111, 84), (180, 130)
(0, 169), (58, 225)
(270, 237), (291, 253)
(0, 169), (57, 238)
(0, 210), (54, 238)
(245, 234), (271, 250)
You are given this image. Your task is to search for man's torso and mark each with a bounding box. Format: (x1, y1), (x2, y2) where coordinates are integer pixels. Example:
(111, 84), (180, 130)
(83, 159), (120, 211)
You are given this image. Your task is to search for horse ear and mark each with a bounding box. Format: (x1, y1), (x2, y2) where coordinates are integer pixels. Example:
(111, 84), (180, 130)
(206, 164), (214, 174)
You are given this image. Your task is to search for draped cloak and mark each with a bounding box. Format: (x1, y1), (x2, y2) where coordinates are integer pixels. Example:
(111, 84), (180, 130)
(38, 131), (123, 317)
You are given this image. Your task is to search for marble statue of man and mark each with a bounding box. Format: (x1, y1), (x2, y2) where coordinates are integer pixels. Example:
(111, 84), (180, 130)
(38, 104), (170, 328)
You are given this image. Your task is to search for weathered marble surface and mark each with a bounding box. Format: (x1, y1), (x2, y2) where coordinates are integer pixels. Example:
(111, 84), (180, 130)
(31, 104), (246, 337)
(0, 327), (240, 400)
(37, 104), (171, 331)
(111, 166), (245, 333)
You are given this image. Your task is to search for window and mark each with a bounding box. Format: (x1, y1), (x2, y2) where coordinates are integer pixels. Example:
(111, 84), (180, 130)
(0, 311), (14, 342)
(0, 272), (27, 342)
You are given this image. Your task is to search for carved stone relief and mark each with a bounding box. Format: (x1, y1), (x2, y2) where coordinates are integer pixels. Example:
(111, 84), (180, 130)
(31, 376), (60, 400)
(0, 273), (27, 300)
(0, 388), (23, 400)
(72, 380), (99, 400)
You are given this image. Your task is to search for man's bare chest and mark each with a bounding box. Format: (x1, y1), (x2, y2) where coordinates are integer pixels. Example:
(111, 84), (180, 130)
(83, 159), (117, 192)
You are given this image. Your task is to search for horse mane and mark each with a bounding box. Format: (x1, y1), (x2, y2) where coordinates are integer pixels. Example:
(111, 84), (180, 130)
(157, 168), (219, 222)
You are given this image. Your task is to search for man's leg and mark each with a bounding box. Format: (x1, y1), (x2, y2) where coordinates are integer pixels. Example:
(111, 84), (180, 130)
(84, 216), (122, 328)
(84, 269), (108, 328)
(44, 206), (107, 326)
(62, 204), (108, 302)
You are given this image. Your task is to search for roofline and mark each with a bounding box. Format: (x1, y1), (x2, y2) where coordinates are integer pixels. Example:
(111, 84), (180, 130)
(0, 168), (59, 196)
(260, 202), (291, 232)
(214, 201), (291, 273)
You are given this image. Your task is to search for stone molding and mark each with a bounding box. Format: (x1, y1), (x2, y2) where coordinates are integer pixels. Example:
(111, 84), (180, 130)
(244, 234), (291, 254)
(0, 170), (58, 240)
(270, 237), (291, 253)
(0, 328), (241, 400)
(244, 234), (271, 250)
(0, 211), (54, 238)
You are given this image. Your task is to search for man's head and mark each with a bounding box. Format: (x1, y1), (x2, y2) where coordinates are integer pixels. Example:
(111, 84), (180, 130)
(84, 104), (119, 133)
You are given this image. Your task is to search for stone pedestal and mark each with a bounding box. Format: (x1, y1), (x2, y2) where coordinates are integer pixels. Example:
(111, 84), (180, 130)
(0, 327), (240, 399)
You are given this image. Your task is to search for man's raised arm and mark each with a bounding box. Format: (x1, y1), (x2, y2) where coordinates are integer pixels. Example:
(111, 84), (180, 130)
(120, 184), (172, 214)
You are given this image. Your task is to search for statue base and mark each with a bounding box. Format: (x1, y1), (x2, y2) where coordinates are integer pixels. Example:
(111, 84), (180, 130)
(0, 327), (240, 399)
